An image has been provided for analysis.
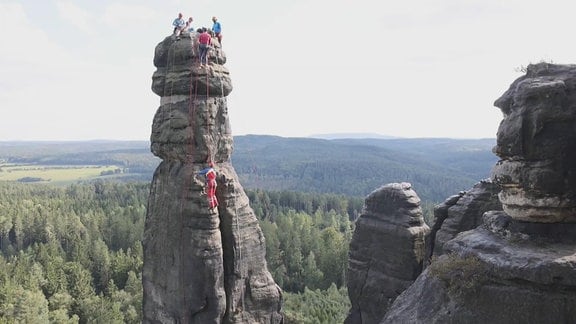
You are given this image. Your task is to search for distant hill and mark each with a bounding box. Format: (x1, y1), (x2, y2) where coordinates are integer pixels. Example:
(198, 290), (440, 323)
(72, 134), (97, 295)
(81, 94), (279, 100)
(0, 135), (498, 202)
(309, 133), (399, 140)
(329, 137), (496, 182)
(232, 135), (497, 201)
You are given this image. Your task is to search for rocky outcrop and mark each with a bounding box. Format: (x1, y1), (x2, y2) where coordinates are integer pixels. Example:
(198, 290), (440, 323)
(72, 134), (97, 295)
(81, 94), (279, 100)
(380, 63), (576, 323)
(427, 179), (501, 258)
(492, 63), (576, 223)
(346, 183), (430, 324)
(382, 212), (576, 324)
(142, 31), (282, 323)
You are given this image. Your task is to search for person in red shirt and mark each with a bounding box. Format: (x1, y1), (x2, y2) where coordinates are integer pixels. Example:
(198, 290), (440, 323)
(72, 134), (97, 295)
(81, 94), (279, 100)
(198, 163), (218, 209)
(198, 27), (212, 67)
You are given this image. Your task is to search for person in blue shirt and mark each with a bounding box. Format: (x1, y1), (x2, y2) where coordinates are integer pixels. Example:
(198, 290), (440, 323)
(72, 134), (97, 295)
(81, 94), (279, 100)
(172, 13), (186, 39)
(211, 16), (222, 45)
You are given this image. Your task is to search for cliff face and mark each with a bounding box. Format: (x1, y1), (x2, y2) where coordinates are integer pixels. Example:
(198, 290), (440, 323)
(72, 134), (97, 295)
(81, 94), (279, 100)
(142, 31), (282, 324)
(379, 63), (576, 324)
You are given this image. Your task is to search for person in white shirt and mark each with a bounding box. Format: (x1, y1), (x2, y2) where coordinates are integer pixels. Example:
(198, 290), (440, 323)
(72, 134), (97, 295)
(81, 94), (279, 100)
(186, 17), (194, 33)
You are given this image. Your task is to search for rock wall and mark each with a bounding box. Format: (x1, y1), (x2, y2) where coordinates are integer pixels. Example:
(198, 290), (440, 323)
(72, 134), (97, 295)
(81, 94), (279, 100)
(142, 31), (282, 324)
(346, 183), (429, 324)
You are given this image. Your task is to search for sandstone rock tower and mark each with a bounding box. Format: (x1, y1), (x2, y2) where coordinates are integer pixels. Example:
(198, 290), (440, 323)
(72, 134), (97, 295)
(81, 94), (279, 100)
(142, 32), (282, 323)
(492, 63), (576, 222)
(346, 183), (430, 324)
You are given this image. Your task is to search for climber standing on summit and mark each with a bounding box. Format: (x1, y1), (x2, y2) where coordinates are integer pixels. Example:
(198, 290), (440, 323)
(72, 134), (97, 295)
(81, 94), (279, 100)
(198, 163), (218, 209)
(198, 27), (212, 67)
(185, 17), (194, 33)
(211, 16), (222, 45)
(172, 12), (186, 39)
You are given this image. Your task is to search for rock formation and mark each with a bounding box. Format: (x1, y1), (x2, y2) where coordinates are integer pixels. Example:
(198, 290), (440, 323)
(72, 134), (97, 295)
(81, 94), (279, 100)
(492, 63), (576, 222)
(380, 63), (576, 323)
(427, 179), (502, 258)
(142, 31), (282, 323)
(346, 183), (430, 324)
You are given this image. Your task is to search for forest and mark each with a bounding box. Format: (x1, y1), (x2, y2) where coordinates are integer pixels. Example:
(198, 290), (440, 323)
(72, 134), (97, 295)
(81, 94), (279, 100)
(0, 137), (496, 322)
(232, 135), (496, 201)
(0, 181), (391, 323)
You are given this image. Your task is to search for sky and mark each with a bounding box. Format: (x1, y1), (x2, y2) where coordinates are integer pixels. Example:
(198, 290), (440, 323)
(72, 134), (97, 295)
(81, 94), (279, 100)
(1, 0), (574, 141)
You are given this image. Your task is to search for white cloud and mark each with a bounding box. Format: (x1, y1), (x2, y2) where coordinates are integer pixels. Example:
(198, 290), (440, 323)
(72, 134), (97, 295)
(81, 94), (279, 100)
(56, 0), (95, 35)
(101, 3), (158, 29)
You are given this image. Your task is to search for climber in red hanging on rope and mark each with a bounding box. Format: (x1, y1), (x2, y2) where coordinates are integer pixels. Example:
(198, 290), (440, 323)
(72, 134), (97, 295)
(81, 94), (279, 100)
(198, 162), (218, 209)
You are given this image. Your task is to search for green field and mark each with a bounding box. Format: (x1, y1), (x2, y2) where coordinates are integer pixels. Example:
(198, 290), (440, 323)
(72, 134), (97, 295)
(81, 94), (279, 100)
(0, 164), (122, 184)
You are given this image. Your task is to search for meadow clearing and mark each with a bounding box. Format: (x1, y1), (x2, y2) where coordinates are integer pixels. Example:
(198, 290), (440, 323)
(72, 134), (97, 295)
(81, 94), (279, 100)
(0, 164), (121, 185)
